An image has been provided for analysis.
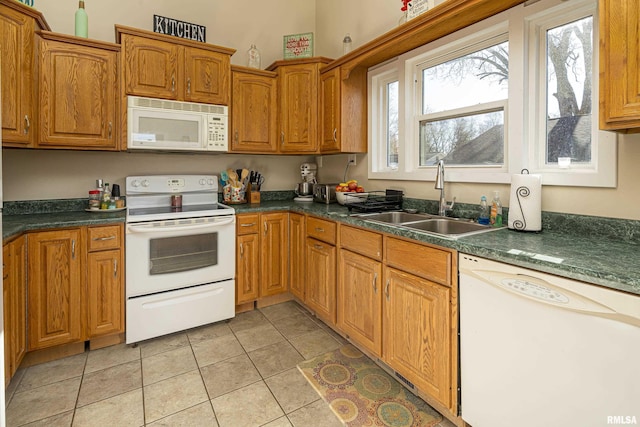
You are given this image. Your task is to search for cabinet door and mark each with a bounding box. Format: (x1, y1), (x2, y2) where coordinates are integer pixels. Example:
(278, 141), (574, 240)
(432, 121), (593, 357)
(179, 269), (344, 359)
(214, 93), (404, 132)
(288, 213), (306, 300)
(38, 38), (118, 149)
(122, 34), (179, 99)
(320, 68), (340, 153)
(3, 244), (11, 385)
(338, 250), (382, 356)
(599, 0), (640, 130)
(28, 229), (83, 350)
(10, 236), (27, 372)
(231, 70), (278, 152)
(260, 213), (288, 297)
(305, 237), (336, 325)
(383, 267), (452, 409)
(87, 249), (123, 337)
(279, 63), (319, 153)
(0, 5), (36, 146)
(236, 233), (260, 304)
(184, 46), (230, 105)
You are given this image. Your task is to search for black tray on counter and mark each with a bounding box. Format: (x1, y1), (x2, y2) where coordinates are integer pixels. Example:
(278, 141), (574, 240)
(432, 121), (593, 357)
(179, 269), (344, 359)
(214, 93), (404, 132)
(344, 189), (403, 213)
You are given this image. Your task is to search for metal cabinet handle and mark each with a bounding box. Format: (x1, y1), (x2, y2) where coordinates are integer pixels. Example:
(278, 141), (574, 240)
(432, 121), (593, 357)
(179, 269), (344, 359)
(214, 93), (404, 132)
(385, 279), (390, 301)
(333, 128), (337, 142)
(314, 244), (323, 250)
(234, 130), (239, 144)
(108, 122), (112, 139)
(72, 240), (76, 259)
(264, 221), (268, 235)
(93, 236), (116, 241)
(373, 273), (378, 293)
(171, 75), (176, 92)
(113, 259), (118, 278)
(240, 242), (244, 257)
(315, 227), (325, 233)
(187, 77), (191, 94)
(281, 131), (285, 145)
(240, 223), (256, 227)
(24, 115), (30, 135)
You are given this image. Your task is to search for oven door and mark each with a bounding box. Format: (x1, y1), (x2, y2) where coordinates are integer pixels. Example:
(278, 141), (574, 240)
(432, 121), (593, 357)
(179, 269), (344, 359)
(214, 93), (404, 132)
(126, 215), (235, 297)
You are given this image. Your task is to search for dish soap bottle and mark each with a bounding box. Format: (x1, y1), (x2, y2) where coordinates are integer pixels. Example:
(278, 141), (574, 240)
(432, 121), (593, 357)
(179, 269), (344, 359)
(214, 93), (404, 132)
(75, 1), (88, 38)
(490, 191), (503, 227)
(478, 196), (490, 225)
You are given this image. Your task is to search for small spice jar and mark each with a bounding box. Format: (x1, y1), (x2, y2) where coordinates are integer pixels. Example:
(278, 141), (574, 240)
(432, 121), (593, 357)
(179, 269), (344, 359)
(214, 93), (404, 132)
(88, 190), (101, 210)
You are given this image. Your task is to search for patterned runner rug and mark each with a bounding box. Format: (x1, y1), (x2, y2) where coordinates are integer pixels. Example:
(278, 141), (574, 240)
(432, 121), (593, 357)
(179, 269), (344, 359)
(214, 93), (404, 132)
(297, 344), (444, 427)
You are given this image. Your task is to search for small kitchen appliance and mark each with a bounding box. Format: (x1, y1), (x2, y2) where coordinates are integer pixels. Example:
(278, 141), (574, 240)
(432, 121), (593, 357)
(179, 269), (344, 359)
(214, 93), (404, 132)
(294, 162), (317, 202)
(313, 183), (338, 204)
(125, 175), (236, 344)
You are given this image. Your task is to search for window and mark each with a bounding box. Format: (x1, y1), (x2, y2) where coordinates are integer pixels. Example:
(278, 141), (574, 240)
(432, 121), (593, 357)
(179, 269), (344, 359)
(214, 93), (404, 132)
(368, 0), (616, 187)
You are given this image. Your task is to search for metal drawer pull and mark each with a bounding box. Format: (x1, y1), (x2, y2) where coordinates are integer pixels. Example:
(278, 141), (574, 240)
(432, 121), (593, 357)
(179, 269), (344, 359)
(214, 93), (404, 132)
(373, 273), (378, 293)
(314, 244), (323, 250)
(93, 236), (116, 241)
(240, 223), (256, 227)
(385, 279), (390, 301)
(24, 115), (30, 134)
(315, 227), (325, 232)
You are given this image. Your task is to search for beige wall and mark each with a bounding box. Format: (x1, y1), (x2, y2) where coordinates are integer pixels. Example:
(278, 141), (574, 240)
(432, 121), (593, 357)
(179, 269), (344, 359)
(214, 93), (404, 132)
(3, 0), (640, 219)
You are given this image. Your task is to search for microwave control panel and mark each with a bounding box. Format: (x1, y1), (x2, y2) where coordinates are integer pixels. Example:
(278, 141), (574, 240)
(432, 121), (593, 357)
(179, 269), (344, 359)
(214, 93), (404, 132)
(207, 115), (228, 151)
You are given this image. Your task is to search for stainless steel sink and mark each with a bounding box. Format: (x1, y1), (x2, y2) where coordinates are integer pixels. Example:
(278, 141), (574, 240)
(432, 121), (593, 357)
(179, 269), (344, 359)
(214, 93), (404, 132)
(402, 218), (500, 237)
(352, 211), (503, 239)
(351, 211), (436, 224)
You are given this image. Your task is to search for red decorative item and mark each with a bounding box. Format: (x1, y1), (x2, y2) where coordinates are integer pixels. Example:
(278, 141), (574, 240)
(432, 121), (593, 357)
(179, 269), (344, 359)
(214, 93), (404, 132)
(400, 0), (410, 12)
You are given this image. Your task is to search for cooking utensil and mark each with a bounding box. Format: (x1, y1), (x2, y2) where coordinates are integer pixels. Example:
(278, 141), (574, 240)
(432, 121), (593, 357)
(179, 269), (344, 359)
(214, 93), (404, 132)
(227, 169), (239, 187)
(220, 170), (229, 184)
(241, 169), (249, 185)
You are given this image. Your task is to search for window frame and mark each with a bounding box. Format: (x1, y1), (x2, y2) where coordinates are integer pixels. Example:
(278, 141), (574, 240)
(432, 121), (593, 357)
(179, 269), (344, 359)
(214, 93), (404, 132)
(367, 0), (617, 188)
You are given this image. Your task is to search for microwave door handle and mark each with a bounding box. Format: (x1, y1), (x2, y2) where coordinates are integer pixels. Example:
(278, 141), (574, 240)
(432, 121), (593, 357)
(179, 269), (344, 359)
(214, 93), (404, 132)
(127, 217), (235, 234)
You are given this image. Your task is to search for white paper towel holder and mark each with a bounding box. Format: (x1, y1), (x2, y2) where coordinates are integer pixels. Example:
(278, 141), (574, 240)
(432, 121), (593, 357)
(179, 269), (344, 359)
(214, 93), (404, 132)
(508, 168), (542, 232)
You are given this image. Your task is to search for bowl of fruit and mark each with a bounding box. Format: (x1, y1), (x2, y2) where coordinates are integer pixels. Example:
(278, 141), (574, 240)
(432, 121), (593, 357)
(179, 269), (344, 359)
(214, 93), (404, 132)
(335, 180), (366, 205)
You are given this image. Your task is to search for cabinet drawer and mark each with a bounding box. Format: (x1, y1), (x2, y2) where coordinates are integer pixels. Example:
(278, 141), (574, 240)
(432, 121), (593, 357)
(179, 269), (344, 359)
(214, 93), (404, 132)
(87, 225), (122, 252)
(340, 225), (382, 260)
(384, 237), (452, 286)
(237, 214), (260, 235)
(307, 217), (337, 245)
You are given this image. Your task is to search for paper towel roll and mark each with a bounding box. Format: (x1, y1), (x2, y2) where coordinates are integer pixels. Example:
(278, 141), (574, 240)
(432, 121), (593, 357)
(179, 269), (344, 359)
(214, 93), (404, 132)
(508, 171), (541, 231)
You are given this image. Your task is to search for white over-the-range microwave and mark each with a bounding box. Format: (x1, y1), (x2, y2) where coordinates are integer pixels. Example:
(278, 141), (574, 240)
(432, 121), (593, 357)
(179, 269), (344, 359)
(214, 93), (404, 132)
(127, 95), (228, 152)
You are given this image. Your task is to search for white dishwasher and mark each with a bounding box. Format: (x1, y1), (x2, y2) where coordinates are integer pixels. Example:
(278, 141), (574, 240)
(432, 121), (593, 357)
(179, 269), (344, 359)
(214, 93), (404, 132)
(459, 253), (640, 427)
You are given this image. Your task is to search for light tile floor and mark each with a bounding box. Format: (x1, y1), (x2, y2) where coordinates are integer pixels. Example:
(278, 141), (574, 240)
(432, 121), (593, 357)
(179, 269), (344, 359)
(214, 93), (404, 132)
(5, 301), (455, 427)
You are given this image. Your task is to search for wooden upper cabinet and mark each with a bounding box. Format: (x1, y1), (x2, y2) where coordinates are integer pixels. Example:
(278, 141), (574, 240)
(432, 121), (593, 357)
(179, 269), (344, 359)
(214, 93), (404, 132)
(268, 57), (332, 154)
(230, 66), (278, 153)
(121, 34), (179, 99)
(184, 46), (230, 104)
(116, 25), (234, 105)
(36, 32), (119, 150)
(599, 0), (640, 131)
(0, 0), (49, 147)
(320, 65), (367, 154)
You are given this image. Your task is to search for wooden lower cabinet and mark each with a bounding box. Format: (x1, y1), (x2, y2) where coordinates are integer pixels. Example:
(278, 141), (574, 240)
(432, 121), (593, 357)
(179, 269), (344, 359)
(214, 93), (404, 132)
(235, 212), (288, 305)
(3, 236), (27, 385)
(305, 236), (336, 324)
(337, 249), (382, 356)
(288, 213), (306, 300)
(383, 266), (453, 410)
(27, 229), (83, 350)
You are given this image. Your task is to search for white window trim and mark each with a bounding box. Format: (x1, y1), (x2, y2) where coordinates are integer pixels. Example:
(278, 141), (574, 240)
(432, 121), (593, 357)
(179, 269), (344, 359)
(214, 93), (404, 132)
(367, 0), (617, 188)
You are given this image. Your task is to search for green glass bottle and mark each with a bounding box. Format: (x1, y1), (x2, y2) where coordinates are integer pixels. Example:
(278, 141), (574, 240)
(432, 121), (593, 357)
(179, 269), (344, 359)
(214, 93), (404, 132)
(75, 1), (88, 38)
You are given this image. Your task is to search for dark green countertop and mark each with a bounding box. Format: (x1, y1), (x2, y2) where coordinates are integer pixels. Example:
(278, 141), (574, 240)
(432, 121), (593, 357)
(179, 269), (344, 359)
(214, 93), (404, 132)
(234, 200), (640, 296)
(3, 199), (638, 296)
(3, 210), (126, 241)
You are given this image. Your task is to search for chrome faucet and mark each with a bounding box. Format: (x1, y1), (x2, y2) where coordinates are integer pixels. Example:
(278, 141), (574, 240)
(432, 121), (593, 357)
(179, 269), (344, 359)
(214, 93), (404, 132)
(435, 160), (455, 216)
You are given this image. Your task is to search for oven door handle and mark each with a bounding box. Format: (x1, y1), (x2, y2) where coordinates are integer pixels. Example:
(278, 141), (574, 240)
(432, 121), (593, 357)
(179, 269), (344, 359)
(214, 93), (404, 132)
(127, 217), (235, 233)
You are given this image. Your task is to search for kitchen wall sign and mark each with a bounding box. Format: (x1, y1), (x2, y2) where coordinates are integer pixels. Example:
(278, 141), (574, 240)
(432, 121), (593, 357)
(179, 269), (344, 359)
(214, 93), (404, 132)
(153, 15), (206, 43)
(283, 32), (314, 59)
(407, 0), (431, 20)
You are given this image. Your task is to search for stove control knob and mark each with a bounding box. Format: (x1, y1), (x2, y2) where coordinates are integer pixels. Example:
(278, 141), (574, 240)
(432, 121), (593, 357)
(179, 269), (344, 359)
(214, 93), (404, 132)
(199, 179), (206, 185)
(141, 180), (150, 187)
(207, 179), (214, 185)
(131, 179), (140, 187)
